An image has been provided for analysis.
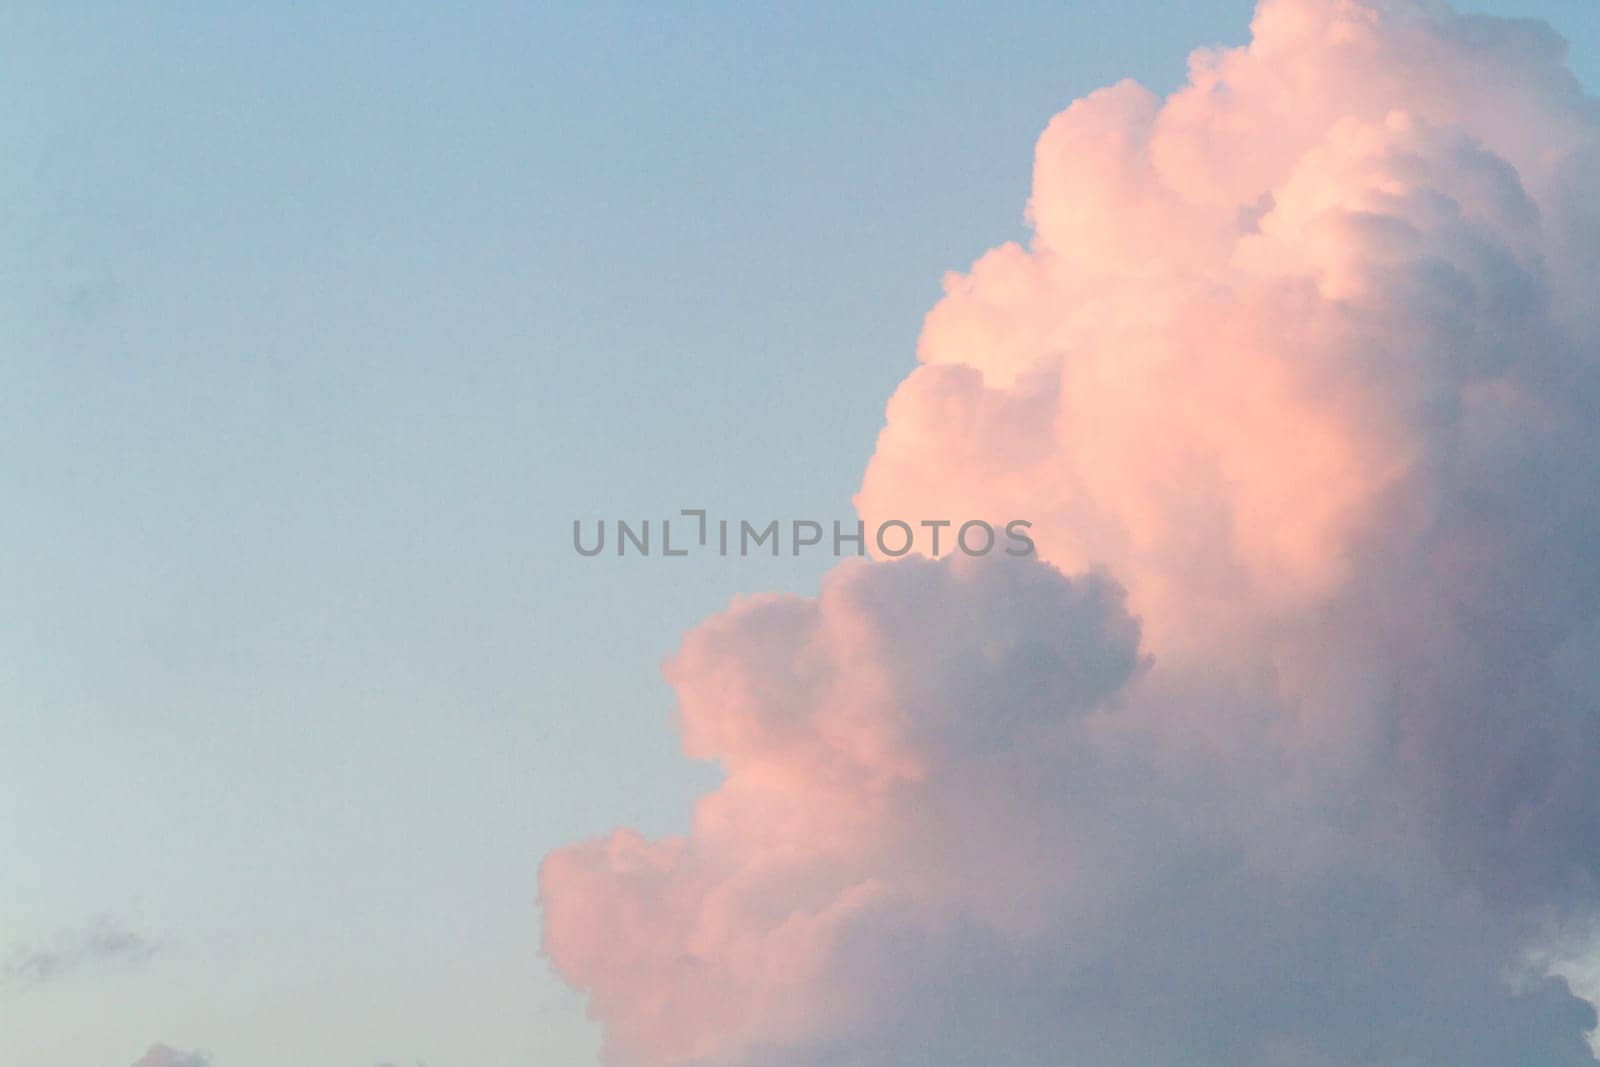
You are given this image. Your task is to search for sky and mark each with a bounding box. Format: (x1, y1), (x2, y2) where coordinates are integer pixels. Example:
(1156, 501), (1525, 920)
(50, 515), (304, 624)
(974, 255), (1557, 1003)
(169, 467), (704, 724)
(4, 2), (1600, 1066)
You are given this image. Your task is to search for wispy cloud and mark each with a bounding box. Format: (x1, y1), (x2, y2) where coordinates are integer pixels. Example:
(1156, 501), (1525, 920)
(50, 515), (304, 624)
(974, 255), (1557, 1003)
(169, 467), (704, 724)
(3, 916), (159, 990)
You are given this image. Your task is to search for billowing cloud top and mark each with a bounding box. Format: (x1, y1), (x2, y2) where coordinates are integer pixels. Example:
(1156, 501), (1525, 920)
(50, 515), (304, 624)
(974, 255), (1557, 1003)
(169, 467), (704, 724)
(543, 0), (1600, 1064)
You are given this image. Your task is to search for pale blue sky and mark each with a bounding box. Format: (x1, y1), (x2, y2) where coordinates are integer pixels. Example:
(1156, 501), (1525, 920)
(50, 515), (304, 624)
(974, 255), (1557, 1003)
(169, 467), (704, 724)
(3, 3), (1597, 1065)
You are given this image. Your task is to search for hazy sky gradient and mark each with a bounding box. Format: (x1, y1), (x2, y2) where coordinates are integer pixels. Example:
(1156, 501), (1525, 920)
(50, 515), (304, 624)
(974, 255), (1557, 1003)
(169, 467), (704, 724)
(4, 3), (1598, 1065)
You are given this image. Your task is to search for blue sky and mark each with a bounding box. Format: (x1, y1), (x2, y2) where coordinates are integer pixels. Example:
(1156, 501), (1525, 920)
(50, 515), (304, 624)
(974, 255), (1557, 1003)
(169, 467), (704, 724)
(3, 2), (1598, 1064)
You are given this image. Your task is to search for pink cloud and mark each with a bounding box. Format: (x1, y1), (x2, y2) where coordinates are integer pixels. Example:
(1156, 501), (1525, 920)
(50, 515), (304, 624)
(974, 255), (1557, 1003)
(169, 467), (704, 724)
(858, 0), (1600, 905)
(131, 1046), (209, 1067)
(543, 557), (1144, 1064)
(544, 1), (1600, 1063)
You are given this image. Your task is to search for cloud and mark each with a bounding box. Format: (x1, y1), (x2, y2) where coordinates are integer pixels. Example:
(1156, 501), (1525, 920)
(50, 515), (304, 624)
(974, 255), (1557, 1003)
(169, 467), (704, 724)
(545, 555), (1596, 1065)
(543, 0), (1600, 1063)
(855, 0), (1600, 910)
(131, 1046), (210, 1067)
(2, 917), (158, 990)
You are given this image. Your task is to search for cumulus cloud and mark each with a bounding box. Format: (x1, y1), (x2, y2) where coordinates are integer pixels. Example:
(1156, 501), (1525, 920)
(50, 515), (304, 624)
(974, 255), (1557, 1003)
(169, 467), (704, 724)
(546, 556), (1596, 1065)
(543, 0), (1600, 1063)
(131, 1045), (210, 1067)
(2, 917), (158, 990)
(856, 0), (1600, 909)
